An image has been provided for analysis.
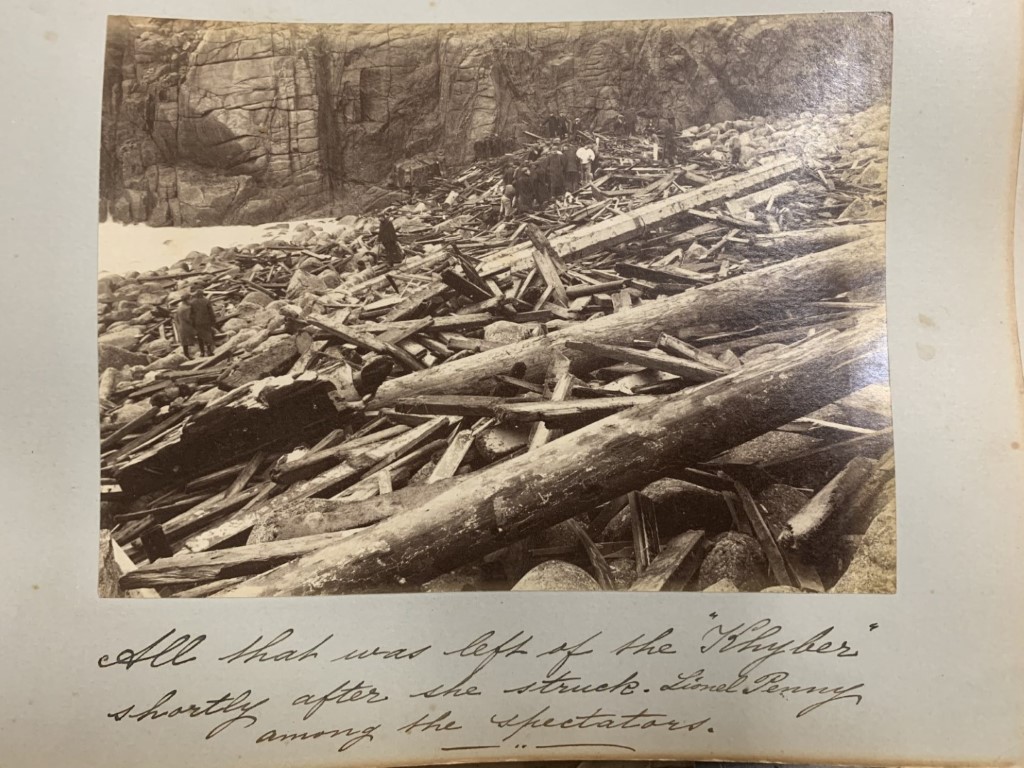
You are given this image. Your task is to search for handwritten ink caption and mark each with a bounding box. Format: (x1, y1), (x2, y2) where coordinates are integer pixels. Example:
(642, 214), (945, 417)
(96, 615), (874, 757)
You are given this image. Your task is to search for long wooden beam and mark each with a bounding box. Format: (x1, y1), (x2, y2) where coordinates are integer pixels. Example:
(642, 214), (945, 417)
(476, 155), (802, 277)
(221, 309), (889, 597)
(372, 234), (885, 405)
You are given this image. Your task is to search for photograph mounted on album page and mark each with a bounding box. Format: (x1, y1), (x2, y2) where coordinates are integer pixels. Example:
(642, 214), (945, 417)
(1, 1), (1023, 767)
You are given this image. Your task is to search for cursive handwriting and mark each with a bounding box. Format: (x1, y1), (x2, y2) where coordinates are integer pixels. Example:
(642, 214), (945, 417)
(701, 619), (859, 671)
(504, 669), (640, 696)
(442, 630), (533, 677)
(98, 628), (205, 671)
(660, 668), (864, 718)
(536, 632), (601, 676)
(490, 706), (710, 742)
(613, 628), (677, 657)
(218, 629), (332, 664)
(255, 723), (379, 752)
(397, 710), (463, 735)
(292, 681), (389, 720)
(107, 688), (267, 739)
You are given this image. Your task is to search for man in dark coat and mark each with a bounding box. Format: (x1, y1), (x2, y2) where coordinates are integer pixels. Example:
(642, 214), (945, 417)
(172, 294), (196, 359)
(546, 145), (566, 199)
(378, 215), (404, 266)
(514, 165), (534, 212)
(189, 289), (217, 357)
(563, 141), (579, 193)
(531, 157), (549, 208)
(661, 116), (678, 166)
(543, 113), (560, 138)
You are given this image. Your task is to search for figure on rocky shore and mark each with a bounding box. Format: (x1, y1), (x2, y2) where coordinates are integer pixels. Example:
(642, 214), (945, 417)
(377, 215), (405, 266)
(190, 288), (218, 356)
(172, 294), (196, 359)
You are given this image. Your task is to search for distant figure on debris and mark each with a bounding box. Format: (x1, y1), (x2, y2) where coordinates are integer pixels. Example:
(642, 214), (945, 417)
(623, 109), (637, 136)
(500, 181), (516, 221)
(514, 165), (534, 211)
(377, 215), (404, 267)
(558, 114), (571, 139)
(190, 289), (218, 357)
(661, 116), (678, 165)
(563, 141), (579, 193)
(172, 294), (197, 360)
(546, 145), (566, 199)
(543, 113), (560, 138)
(610, 113), (625, 136)
(576, 144), (596, 185)
(572, 117), (584, 142)
(531, 156), (550, 208)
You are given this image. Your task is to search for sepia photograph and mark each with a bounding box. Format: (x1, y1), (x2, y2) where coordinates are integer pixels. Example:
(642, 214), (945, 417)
(97, 12), (896, 598)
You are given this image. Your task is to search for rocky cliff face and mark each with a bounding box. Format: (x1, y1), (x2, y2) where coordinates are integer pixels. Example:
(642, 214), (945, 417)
(99, 13), (891, 227)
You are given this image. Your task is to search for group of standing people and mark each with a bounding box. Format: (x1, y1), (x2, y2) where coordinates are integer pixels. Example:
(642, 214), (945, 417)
(498, 139), (599, 220)
(172, 289), (218, 359)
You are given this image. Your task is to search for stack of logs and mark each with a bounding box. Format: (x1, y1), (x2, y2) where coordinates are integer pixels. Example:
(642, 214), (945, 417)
(99, 104), (895, 598)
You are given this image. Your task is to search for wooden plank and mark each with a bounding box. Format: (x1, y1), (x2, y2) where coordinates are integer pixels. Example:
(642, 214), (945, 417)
(479, 156), (801, 277)
(494, 395), (660, 424)
(289, 307), (425, 372)
(565, 340), (723, 383)
(629, 530), (705, 591)
(525, 224), (569, 307)
(374, 235), (886, 405)
(733, 480), (796, 588)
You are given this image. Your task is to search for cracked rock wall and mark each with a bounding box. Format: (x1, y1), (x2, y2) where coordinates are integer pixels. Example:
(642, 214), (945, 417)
(99, 14), (891, 227)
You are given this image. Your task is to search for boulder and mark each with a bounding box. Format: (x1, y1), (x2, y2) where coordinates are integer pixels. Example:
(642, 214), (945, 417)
(98, 327), (143, 351)
(512, 561), (600, 592)
(483, 320), (543, 345)
(474, 424), (529, 462)
(286, 269), (329, 300)
(703, 578), (740, 593)
(829, 496), (896, 594)
(241, 290), (272, 307)
(756, 484), (810, 537)
(697, 532), (768, 591)
(145, 351), (188, 371)
(97, 343), (147, 373)
(98, 367), (121, 401)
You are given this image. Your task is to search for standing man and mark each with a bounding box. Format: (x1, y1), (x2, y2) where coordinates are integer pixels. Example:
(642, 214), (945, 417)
(543, 112), (560, 138)
(661, 116), (678, 166)
(546, 144), (565, 200)
(172, 294), (196, 360)
(377, 215), (405, 266)
(514, 165), (534, 212)
(500, 180), (517, 221)
(576, 143), (596, 185)
(190, 288), (217, 357)
(563, 139), (579, 194)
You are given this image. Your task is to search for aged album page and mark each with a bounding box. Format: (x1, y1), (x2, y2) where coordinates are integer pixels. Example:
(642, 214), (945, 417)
(1, 0), (1022, 766)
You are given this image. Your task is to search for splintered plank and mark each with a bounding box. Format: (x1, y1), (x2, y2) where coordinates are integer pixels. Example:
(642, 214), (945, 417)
(493, 395), (659, 424)
(288, 307), (425, 372)
(427, 418), (493, 483)
(565, 339), (724, 383)
(656, 332), (734, 374)
(478, 155), (802, 277)
(629, 530), (705, 591)
(733, 480), (796, 588)
(440, 268), (492, 303)
(615, 262), (715, 284)
(525, 224), (569, 307)
(121, 530), (363, 590)
(394, 395), (506, 417)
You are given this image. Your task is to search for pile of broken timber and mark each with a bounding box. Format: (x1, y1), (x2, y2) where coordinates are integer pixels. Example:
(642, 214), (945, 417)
(100, 104), (895, 598)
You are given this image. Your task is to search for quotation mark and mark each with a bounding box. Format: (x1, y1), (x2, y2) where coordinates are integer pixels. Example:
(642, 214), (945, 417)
(869, 623), (879, 631)
(709, 612), (718, 620)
